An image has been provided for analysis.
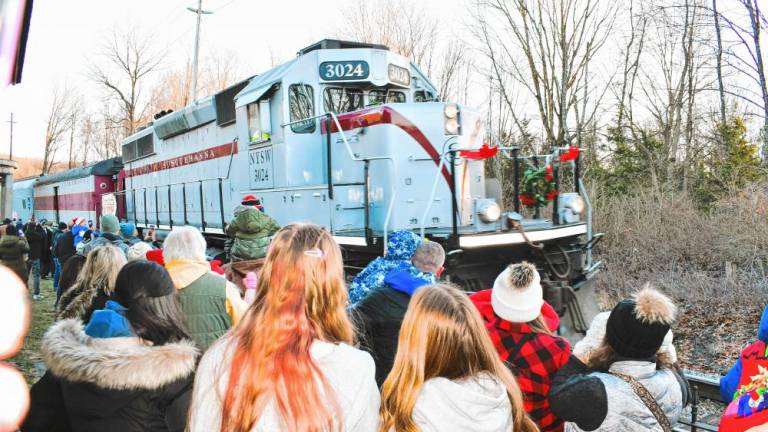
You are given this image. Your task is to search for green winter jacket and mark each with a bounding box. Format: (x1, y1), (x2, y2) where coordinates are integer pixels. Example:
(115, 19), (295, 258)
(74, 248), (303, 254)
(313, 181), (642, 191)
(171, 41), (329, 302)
(0, 235), (29, 281)
(225, 207), (280, 261)
(178, 272), (232, 351)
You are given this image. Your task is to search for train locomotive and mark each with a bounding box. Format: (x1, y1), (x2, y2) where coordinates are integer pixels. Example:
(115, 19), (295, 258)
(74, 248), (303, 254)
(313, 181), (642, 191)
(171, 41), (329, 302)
(12, 39), (601, 335)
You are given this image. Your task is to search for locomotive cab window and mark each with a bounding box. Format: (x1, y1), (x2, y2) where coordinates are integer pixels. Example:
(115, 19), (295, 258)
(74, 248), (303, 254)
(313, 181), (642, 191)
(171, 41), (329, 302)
(369, 89), (406, 105)
(247, 102), (270, 143)
(323, 88), (363, 114)
(289, 84), (315, 133)
(415, 90), (436, 102)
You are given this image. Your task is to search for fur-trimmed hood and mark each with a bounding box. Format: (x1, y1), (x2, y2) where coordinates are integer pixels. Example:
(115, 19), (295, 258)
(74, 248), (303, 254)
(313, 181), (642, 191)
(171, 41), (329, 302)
(42, 319), (198, 391)
(57, 282), (103, 322)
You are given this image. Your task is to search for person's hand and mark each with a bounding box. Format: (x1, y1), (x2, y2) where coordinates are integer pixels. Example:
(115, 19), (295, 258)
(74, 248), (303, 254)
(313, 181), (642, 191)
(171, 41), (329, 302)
(0, 266), (31, 430)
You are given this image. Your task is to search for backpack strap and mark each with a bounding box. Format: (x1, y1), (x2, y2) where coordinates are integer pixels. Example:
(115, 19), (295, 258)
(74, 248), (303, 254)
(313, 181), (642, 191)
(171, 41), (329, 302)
(612, 372), (673, 432)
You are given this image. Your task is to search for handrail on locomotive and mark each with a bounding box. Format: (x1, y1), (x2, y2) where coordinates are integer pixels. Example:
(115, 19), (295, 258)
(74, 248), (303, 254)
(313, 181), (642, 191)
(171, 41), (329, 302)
(280, 110), (400, 250)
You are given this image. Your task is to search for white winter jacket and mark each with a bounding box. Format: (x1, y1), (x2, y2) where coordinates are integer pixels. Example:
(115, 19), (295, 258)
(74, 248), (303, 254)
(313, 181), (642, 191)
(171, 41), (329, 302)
(411, 373), (514, 432)
(188, 337), (380, 431)
(550, 357), (689, 432)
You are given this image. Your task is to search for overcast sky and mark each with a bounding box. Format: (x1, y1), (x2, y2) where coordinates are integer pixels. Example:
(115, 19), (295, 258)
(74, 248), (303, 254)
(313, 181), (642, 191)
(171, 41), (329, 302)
(0, 0), (464, 159)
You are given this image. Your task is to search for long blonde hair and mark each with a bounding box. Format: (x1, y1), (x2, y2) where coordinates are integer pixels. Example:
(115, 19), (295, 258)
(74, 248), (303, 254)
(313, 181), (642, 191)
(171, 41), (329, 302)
(57, 245), (126, 320)
(220, 223), (354, 432)
(380, 283), (539, 432)
(72, 245), (125, 296)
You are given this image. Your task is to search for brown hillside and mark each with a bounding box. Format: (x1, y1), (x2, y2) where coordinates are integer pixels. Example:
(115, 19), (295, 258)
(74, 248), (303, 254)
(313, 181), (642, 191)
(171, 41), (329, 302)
(0, 154), (71, 179)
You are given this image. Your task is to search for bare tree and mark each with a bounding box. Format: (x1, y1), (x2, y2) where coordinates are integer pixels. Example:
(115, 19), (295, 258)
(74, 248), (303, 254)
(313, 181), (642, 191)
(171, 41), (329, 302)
(149, 61), (193, 113)
(42, 86), (78, 175)
(336, 1), (473, 103)
(149, 50), (244, 114)
(90, 28), (164, 137)
(338, 0), (439, 72)
(741, 0), (768, 159)
(76, 113), (101, 165)
(199, 50), (244, 93)
(640, 0), (705, 182)
(474, 0), (618, 150)
(712, 0), (727, 126)
(614, 0), (648, 136)
(717, 0), (768, 158)
(435, 41), (469, 102)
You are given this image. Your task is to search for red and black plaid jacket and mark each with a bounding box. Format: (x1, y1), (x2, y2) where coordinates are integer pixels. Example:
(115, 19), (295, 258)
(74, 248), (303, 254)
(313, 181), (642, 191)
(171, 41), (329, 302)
(470, 290), (571, 432)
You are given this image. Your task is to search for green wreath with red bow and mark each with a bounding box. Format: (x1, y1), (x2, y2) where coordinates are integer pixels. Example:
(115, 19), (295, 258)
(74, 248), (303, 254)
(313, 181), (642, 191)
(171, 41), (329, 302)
(519, 165), (558, 208)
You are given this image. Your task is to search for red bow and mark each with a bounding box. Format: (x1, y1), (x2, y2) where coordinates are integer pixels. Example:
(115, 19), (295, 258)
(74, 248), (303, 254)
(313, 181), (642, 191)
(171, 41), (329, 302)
(146, 249), (165, 266)
(520, 194), (537, 206)
(559, 146), (580, 162)
(459, 143), (498, 160)
(210, 259), (225, 275)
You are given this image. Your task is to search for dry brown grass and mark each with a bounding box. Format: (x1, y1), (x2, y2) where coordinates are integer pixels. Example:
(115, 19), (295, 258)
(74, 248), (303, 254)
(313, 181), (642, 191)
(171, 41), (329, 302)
(592, 183), (768, 374)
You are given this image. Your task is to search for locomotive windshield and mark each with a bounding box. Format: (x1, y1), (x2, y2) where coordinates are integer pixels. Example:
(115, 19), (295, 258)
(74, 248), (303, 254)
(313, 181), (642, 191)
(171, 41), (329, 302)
(414, 90), (437, 102)
(288, 84), (315, 133)
(323, 87), (364, 114)
(368, 89), (406, 105)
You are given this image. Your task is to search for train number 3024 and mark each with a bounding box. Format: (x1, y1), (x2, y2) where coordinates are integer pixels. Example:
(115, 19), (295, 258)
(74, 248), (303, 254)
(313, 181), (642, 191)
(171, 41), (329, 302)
(319, 61), (370, 81)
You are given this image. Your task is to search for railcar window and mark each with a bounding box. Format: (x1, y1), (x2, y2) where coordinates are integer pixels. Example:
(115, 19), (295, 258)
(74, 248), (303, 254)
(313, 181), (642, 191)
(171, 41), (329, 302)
(323, 88), (363, 114)
(289, 84), (316, 133)
(137, 135), (154, 158)
(122, 142), (137, 162)
(369, 89), (406, 105)
(122, 134), (154, 162)
(247, 102), (262, 142)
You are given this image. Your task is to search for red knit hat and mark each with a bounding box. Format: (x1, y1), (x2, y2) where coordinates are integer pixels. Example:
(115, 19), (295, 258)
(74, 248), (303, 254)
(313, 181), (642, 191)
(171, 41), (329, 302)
(241, 194), (260, 205)
(242, 194), (263, 210)
(146, 249), (165, 266)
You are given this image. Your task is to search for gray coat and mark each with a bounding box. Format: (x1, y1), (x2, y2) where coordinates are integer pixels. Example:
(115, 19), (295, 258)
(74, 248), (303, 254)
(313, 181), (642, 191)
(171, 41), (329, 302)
(80, 232), (129, 257)
(550, 357), (689, 432)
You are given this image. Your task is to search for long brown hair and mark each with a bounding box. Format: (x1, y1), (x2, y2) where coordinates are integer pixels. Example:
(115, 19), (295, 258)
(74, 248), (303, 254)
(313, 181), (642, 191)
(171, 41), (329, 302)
(379, 283), (538, 432)
(587, 337), (675, 372)
(219, 223), (354, 432)
(527, 315), (553, 335)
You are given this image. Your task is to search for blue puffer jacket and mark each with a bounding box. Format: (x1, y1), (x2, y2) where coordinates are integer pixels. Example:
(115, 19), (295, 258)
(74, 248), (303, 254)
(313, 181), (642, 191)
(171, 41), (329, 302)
(71, 224), (88, 248)
(720, 305), (768, 401)
(347, 230), (435, 303)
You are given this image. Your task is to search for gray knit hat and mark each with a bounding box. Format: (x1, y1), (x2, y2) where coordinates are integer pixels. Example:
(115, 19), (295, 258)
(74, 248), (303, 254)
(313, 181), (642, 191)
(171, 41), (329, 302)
(100, 214), (120, 234)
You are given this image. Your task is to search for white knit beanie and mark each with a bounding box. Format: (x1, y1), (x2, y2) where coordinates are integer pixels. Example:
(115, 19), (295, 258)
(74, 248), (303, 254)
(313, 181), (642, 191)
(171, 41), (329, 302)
(491, 262), (544, 323)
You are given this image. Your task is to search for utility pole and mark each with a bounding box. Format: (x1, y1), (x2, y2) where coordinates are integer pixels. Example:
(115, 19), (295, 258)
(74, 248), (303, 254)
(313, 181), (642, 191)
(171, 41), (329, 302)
(6, 113), (15, 161)
(187, 0), (213, 102)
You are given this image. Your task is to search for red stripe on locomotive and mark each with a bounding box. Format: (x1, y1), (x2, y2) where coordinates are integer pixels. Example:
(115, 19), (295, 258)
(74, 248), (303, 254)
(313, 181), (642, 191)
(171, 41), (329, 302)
(124, 141), (238, 177)
(320, 106), (452, 185)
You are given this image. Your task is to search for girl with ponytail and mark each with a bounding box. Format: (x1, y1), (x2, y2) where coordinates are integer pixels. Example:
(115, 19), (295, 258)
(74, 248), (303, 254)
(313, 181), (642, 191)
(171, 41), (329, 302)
(189, 223), (380, 432)
(380, 283), (539, 432)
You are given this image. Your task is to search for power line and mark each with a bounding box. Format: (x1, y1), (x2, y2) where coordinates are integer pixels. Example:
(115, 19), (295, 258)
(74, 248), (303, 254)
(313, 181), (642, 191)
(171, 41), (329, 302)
(212, 0), (238, 12)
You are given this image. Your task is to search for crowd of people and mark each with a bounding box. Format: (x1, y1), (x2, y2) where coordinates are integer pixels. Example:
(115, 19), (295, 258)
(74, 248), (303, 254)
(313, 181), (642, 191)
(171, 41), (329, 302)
(4, 196), (764, 431)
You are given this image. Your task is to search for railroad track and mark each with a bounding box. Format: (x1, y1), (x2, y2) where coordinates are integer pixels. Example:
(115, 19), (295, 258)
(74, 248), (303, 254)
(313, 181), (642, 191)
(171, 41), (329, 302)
(676, 371), (724, 432)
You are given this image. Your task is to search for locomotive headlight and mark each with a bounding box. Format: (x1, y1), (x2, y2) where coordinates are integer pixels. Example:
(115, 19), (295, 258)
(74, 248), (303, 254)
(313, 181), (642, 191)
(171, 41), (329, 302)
(477, 200), (502, 223)
(444, 103), (461, 135)
(559, 193), (585, 214)
(445, 118), (460, 135)
(444, 103), (459, 119)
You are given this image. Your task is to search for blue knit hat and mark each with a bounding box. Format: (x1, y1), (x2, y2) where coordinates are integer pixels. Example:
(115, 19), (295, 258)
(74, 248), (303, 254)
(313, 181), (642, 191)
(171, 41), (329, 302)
(120, 222), (136, 238)
(85, 301), (133, 338)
